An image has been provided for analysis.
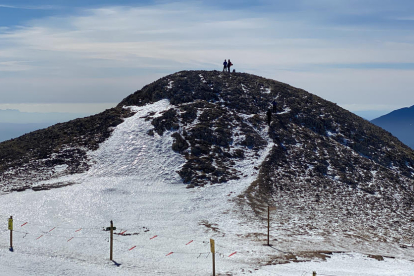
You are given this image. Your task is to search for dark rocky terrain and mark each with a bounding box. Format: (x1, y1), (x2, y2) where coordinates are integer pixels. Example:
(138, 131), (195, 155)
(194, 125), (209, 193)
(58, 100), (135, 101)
(2, 70), (414, 249)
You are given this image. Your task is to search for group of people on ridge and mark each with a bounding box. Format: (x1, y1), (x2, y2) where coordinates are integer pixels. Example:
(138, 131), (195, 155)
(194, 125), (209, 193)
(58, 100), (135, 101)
(223, 59), (233, 72)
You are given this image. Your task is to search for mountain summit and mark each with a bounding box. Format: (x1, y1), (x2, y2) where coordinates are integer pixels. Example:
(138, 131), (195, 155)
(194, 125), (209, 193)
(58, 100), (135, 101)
(1, 70), (414, 254)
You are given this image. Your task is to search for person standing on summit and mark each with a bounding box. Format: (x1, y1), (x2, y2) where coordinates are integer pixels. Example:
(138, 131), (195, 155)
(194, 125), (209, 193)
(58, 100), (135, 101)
(223, 59), (227, 72)
(227, 59), (233, 72)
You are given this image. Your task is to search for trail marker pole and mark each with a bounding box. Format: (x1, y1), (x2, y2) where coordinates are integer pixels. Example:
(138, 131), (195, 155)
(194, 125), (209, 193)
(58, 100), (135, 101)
(8, 216), (13, 252)
(210, 238), (215, 276)
(105, 221), (116, 261)
(267, 206), (276, 246)
(267, 206), (270, 246)
(313, 272), (317, 276)
(110, 220), (114, 260)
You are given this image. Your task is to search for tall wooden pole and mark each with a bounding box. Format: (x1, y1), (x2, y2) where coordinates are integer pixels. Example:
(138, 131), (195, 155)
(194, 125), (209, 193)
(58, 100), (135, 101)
(110, 220), (113, 261)
(210, 239), (215, 276)
(9, 216), (13, 251)
(10, 223), (12, 249)
(267, 206), (270, 246)
(212, 251), (216, 276)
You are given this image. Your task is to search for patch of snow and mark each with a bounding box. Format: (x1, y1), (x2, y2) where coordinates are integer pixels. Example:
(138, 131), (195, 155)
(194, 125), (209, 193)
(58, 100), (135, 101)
(0, 99), (275, 275)
(250, 252), (414, 276)
(241, 84), (249, 93)
(166, 80), (174, 90)
(326, 130), (336, 137)
(277, 107), (291, 115)
(199, 74), (207, 83)
(262, 87), (271, 94)
(53, 164), (68, 173)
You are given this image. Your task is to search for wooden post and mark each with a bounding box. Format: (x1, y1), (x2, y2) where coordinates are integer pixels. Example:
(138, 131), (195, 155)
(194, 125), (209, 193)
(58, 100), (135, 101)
(110, 220), (113, 261)
(313, 271), (316, 276)
(267, 206), (270, 246)
(9, 216), (13, 252)
(10, 223), (12, 249)
(267, 206), (276, 246)
(212, 251), (215, 276)
(210, 239), (215, 276)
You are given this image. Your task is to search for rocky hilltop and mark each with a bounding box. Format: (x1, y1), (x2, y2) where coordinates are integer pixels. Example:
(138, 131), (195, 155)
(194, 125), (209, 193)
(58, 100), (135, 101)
(2, 70), (414, 250)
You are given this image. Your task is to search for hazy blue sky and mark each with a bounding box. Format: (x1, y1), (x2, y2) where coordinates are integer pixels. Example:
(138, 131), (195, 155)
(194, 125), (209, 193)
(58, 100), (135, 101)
(1, 0), (414, 119)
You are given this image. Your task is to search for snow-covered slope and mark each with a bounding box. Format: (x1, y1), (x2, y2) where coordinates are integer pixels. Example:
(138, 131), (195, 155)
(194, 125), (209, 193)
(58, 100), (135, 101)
(1, 99), (414, 275)
(0, 100), (268, 275)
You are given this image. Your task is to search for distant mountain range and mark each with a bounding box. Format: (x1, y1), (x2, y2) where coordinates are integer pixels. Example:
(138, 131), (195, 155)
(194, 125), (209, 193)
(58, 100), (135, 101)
(0, 123), (54, 142)
(0, 109), (88, 124)
(0, 109), (89, 142)
(371, 105), (414, 149)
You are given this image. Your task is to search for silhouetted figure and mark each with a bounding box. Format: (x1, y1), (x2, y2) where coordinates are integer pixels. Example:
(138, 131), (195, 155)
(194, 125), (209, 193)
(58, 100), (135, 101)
(223, 59), (227, 72)
(227, 59), (233, 72)
(266, 109), (272, 126)
(272, 100), (277, 113)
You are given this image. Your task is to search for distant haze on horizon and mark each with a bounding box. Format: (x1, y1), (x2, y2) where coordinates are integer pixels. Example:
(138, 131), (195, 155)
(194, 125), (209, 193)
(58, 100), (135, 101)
(0, 104), (389, 142)
(1, 0), (414, 120)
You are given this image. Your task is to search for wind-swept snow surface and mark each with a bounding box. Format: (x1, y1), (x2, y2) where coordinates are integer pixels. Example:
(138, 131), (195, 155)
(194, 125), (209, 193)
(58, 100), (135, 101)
(1, 100), (414, 275)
